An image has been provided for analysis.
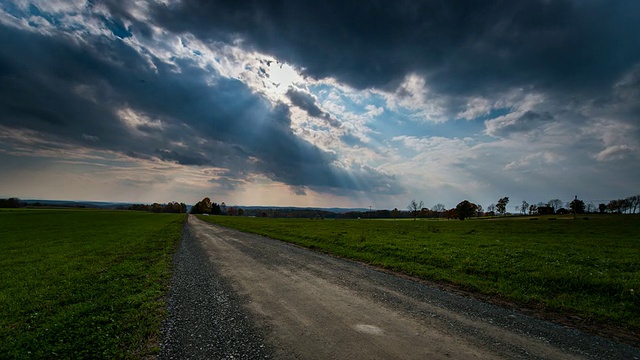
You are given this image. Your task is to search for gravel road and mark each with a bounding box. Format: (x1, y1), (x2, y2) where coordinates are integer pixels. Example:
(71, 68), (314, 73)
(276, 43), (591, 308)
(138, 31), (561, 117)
(160, 215), (640, 359)
(159, 216), (272, 359)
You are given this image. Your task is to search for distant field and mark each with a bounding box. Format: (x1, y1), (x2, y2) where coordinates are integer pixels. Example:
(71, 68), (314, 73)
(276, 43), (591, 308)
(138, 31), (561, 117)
(0, 209), (185, 359)
(197, 214), (640, 331)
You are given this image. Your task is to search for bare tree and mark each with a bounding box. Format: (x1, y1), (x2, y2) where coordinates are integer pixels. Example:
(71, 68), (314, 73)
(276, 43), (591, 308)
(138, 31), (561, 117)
(431, 203), (445, 218)
(408, 199), (424, 220)
(548, 199), (563, 213)
(607, 199), (629, 213)
(487, 204), (496, 217)
(521, 200), (529, 215)
(626, 195), (640, 214)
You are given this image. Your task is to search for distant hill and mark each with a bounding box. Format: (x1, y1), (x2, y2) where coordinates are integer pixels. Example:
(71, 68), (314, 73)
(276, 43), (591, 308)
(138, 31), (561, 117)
(22, 199), (134, 209)
(236, 206), (369, 214)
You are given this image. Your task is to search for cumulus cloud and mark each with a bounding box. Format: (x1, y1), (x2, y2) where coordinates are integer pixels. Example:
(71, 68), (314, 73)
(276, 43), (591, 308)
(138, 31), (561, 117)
(457, 97), (493, 120)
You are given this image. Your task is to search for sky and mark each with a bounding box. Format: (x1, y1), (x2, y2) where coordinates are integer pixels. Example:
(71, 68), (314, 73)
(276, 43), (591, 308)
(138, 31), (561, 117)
(0, 0), (639, 210)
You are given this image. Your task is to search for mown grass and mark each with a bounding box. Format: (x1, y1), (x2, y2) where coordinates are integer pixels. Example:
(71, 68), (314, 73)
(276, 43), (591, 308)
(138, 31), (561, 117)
(198, 214), (640, 331)
(0, 209), (185, 359)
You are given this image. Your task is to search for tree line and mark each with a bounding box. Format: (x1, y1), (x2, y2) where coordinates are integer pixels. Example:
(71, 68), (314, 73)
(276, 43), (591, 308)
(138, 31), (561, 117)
(3, 194), (639, 219)
(599, 195), (640, 214)
(0, 197), (189, 213)
(0, 198), (90, 209)
(401, 193), (640, 221)
(0, 198), (25, 208)
(127, 202), (187, 213)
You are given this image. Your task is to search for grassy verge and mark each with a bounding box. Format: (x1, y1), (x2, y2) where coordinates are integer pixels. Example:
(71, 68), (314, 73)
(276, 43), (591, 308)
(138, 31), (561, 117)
(197, 214), (639, 331)
(0, 209), (185, 359)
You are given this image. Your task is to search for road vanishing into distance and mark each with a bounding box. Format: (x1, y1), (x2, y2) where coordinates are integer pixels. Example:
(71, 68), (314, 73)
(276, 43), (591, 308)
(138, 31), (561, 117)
(159, 215), (640, 359)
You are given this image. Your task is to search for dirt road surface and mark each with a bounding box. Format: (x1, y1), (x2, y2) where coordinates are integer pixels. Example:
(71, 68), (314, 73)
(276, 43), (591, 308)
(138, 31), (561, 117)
(160, 215), (640, 359)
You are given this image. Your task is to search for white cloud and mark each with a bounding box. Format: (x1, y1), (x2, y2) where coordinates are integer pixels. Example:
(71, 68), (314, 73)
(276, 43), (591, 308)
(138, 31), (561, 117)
(385, 136), (480, 196)
(504, 151), (563, 171)
(613, 63), (640, 101)
(391, 135), (473, 155)
(583, 118), (639, 161)
(377, 74), (449, 123)
(117, 107), (164, 135)
(457, 97), (493, 120)
(364, 104), (384, 117)
(483, 92), (551, 138)
(595, 145), (638, 162)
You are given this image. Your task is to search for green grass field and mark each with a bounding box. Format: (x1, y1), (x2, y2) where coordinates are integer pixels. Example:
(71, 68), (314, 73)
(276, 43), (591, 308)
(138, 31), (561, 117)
(0, 209), (185, 359)
(198, 214), (640, 331)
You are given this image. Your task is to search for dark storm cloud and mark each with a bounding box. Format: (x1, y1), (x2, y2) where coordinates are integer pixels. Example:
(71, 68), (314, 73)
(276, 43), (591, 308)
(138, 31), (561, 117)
(0, 21), (400, 194)
(286, 88), (325, 118)
(0, 27), (131, 142)
(208, 177), (245, 192)
(156, 149), (210, 166)
(290, 186), (307, 196)
(241, 104), (399, 193)
(150, 0), (640, 97)
(286, 88), (339, 127)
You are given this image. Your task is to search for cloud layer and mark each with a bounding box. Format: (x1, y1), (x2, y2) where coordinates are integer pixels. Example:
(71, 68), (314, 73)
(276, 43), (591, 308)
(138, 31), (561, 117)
(1, 0), (639, 208)
(0, 3), (401, 201)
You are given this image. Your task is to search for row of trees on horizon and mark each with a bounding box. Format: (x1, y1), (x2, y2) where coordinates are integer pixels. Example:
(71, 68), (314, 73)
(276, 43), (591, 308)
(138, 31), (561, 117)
(0, 198), (189, 213)
(2, 194), (639, 219)
(402, 194), (640, 221)
(126, 202), (187, 213)
(185, 194), (640, 220)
